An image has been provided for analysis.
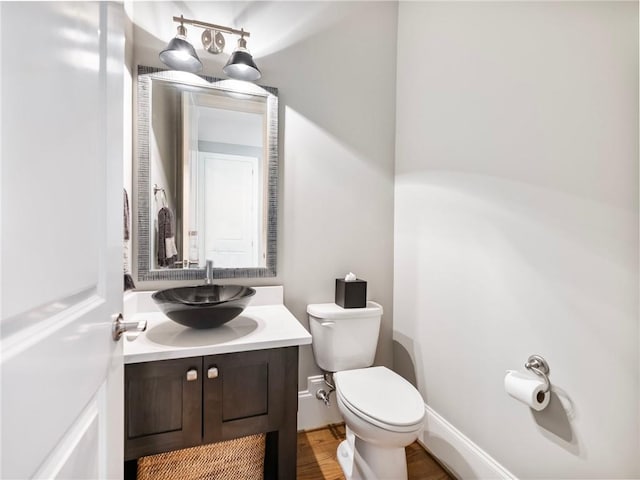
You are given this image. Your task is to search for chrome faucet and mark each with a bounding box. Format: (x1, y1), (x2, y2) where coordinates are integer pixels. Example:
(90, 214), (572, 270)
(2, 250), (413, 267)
(204, 260), (214, 285)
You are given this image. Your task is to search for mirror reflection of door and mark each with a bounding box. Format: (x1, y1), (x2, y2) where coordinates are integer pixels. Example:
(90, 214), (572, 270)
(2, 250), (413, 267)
(200, 153), (259, 267)
(182, 91), (266, 269)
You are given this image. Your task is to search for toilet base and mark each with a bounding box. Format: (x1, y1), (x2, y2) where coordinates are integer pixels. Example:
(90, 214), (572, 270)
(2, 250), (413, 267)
(337, 427), (409, 480)
(337, 439), (354, 478)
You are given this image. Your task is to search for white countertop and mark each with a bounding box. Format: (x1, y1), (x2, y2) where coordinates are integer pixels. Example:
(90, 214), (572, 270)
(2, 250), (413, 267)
(123, 286), (312, 364)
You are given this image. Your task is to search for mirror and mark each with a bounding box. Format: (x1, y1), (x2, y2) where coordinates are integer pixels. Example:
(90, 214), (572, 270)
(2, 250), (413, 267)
(135, 66), (278, 282)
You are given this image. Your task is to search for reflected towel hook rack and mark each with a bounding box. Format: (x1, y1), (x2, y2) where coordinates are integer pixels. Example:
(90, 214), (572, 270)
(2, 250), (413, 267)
(152, 184), (168, 207)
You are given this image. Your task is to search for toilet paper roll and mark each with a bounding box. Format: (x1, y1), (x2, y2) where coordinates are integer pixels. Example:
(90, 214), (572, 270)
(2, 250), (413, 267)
(504, 370), (550, 411)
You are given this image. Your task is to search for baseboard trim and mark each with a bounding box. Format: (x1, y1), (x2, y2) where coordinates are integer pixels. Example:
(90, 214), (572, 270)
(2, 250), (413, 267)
(420, 404), (516, 480)
(297, 375), (343, 432)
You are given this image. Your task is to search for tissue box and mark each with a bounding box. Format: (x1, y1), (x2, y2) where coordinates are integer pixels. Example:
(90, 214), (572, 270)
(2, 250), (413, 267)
(335, 278), (367, 309)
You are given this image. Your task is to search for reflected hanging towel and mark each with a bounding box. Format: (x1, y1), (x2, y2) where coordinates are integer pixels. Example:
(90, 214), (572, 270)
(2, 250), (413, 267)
(124, 188), (130, 241)
(124, 189), (135, 290)
(157, 206), (178, 267)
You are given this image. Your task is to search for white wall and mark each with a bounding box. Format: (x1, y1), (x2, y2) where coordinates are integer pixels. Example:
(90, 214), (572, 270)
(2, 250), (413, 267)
(394, 2), (639, 478)
(128, 1), (398, 384)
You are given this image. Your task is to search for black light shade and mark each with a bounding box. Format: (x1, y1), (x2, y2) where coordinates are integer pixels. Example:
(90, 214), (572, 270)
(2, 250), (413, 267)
(223, 38), (261, 81)
(159, 36), (202, 73)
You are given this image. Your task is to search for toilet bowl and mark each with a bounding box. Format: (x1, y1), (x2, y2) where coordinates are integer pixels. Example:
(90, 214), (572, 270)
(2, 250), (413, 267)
(334, 366), (425, 480)
(307, 302), (426, 480)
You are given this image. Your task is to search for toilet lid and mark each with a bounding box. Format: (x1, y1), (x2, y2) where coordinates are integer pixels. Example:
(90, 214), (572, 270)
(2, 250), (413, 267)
(307, 301), (383, 319)
(335, 367), (425, 428)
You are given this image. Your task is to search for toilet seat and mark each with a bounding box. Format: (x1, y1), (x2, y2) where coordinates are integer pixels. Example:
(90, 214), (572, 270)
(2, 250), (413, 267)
(335, 367), (425, 433)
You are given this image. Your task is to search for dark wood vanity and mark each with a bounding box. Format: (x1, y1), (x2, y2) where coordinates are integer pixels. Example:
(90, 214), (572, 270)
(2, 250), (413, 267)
(122, 288), (311, 480)
(124, 346), (299, 480)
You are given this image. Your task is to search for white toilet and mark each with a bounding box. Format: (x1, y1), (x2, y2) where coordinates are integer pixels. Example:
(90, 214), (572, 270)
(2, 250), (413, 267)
(308, 302), (425, 480)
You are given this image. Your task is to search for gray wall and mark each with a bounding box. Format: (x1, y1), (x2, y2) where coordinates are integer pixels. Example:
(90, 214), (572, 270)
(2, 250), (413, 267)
(149, 81), (181, 264)
(394, 2), (639, 478)
(129, 1), (398, 383)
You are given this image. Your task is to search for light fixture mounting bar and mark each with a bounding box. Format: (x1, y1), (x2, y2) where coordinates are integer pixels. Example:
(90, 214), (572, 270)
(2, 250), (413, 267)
(172, 16), (250, 38)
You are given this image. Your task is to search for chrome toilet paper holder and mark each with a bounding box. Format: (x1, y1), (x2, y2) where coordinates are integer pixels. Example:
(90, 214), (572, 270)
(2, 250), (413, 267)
(525, 354), (550, 392)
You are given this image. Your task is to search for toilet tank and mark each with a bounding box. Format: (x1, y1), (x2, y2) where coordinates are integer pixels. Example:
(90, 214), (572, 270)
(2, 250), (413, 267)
(307, 302), (383, 372)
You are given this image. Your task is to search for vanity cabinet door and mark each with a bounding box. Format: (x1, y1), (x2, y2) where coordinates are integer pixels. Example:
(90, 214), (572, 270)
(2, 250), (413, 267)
(124, 357), (202, 460)
(202, 349), (287, 443)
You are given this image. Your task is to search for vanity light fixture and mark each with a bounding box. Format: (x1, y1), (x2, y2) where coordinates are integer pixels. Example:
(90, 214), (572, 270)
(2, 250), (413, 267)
(223, 34), (261, 82)
(159, 16), (202, 73)
(159, 15), (261, 81)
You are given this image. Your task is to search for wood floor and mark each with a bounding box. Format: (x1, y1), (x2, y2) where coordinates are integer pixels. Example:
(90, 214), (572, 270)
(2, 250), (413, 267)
(297, 424), (453, 480)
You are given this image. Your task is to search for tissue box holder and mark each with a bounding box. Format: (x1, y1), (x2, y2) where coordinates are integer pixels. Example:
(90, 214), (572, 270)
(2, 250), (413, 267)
(335, 279), (367, 309)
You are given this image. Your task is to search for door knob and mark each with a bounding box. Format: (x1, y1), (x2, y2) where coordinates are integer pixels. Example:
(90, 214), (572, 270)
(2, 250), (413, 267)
(207, 367), (219, 379)
(112, 313), (147, 341)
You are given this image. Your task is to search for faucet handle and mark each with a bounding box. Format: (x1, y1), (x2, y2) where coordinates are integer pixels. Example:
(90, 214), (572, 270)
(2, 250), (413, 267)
(204, 259), (214, 284)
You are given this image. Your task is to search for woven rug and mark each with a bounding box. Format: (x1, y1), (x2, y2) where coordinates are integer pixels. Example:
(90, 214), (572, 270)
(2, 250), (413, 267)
(137, 434), (265, 480)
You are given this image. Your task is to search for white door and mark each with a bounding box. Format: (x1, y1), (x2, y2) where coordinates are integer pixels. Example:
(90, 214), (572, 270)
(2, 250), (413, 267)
(1, 3), (125, 479)
(201, 153), (259, 267)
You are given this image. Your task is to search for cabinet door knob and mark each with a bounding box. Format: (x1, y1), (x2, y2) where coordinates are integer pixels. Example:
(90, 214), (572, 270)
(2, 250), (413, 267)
(186, 369), (198, 381)
(207, 367), (219, 379)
